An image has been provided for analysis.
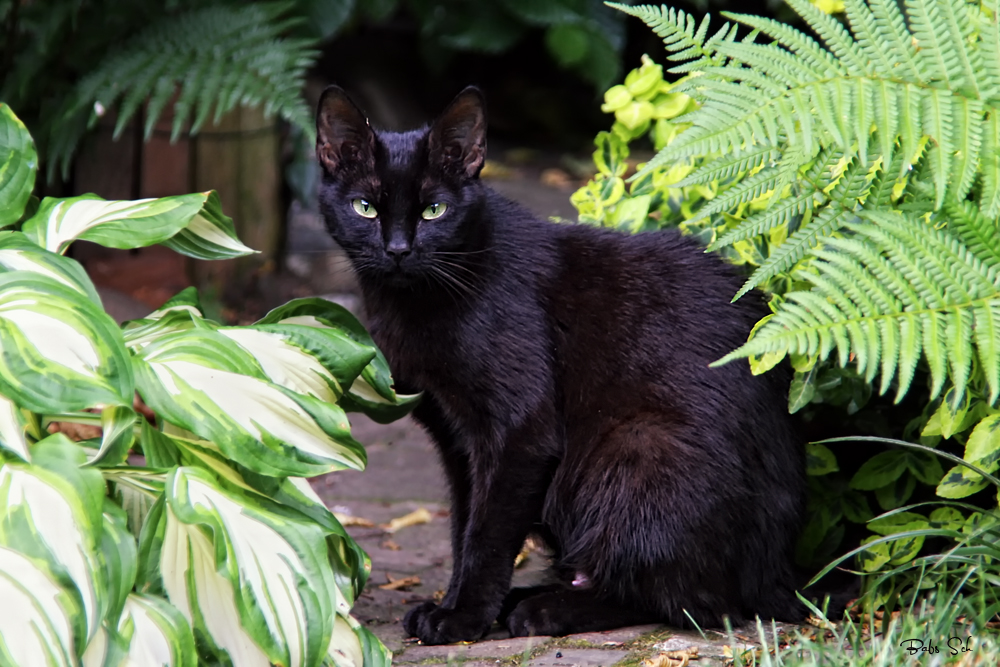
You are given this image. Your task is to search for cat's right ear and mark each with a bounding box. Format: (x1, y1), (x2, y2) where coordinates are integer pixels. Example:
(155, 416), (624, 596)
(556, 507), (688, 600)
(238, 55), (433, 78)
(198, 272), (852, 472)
(316, 86), (375, 175)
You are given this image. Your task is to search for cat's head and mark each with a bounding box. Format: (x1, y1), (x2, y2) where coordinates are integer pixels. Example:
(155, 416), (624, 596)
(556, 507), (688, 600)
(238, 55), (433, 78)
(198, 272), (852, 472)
(316, 86), (489, 287)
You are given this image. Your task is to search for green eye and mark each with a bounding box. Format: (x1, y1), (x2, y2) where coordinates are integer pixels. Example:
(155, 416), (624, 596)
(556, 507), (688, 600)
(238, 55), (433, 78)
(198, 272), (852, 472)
(352, 199), (377, 218)
(421, 202), (448, 220)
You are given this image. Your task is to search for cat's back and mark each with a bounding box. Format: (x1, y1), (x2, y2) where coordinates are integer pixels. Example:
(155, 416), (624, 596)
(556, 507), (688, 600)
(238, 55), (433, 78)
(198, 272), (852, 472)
(529, 218), (764, 364)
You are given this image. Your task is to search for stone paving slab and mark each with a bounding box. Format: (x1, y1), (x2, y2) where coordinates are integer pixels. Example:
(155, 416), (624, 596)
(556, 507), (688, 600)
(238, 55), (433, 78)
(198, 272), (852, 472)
(527, 648), (628, 667)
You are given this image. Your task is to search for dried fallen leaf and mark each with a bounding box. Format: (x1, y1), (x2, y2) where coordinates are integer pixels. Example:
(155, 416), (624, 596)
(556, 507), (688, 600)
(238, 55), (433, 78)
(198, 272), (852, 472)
(433, 589), (445, 602)
(378, 575), (421, 591)
(644, 647), (699, 667)
(381, 508), (433, 533)
(333, 512), (375, 528)
(381, 539), (401, 551)
(805, 614), (837, 631)
(480, 160), (515, 180)
(602, 641), (624, 647)
(540, 167), (573, 189)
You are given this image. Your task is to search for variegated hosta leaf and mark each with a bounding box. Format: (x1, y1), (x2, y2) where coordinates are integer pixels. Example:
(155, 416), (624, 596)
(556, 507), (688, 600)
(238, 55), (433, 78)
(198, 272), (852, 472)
(123, 288), (213, 349)
(134, 329), (366, 477)
(140, 420), (259, 495)
(0, 271), (134, 413)
(339, 375), (421, 425)
(341, 613), (391, 667)
(20, 190), (254, 258)
(111, 466), (165, 538)
(80, 624), (128, 667)
(118, 594), (197, 667)
(0, 393), (30, 461)
(162, 467), (342, 667)
(0, 436), (108, 643)
(277, 477), (371, 606)
(146, 286), (204, 320)
(0, 104), (37, 229)
(256, 298), (420, 423)
(219, 324), (376, 403)
(22, 193), (206, 254)
(0, 231), (102, 305)
(100, 501), (138, 624)
(327, 613), (364, 667)
(160, 191), (256, 260)
(0, 545), (81, 667)
(84, 404), (138, 467)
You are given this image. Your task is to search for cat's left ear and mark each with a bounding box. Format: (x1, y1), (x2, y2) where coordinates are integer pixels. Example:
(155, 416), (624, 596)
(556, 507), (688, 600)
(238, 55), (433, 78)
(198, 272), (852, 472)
(429, 87), (486, 179)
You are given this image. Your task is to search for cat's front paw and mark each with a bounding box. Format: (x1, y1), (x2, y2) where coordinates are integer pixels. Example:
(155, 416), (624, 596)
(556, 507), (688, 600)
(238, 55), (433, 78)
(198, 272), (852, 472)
(403, 601), (491, 645)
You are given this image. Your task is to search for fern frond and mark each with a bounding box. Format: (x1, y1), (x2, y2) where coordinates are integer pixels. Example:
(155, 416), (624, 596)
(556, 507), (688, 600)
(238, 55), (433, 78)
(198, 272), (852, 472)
(611, 4), (722, 66)
(923, 88), (955, 208)
(47, 2), (317, 180)
(675, 145), (780, 187)
(717, 214), (1000, 404)
(869, 0), (925, 80)
(905, 0), (956, 85)
(711, 191), (817, 251)
(980, 1), (1000, 99)
(718, 11), (846, 78)
(952, 97), (985, 202)
(982, 110), (1000, 219)
(770, 0), (869, 73)
(689, 159), (794, 223)
(842, 0), (905, 77)
(624, 0), (1000, 215)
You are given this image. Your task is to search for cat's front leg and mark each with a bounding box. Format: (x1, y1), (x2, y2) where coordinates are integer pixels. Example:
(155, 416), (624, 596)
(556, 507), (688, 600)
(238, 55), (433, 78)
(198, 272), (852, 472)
(404, 422), (556, 644)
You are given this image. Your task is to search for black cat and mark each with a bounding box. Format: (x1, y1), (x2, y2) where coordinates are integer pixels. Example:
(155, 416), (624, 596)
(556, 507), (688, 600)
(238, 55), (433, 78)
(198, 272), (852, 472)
(316, 86), (806, 645)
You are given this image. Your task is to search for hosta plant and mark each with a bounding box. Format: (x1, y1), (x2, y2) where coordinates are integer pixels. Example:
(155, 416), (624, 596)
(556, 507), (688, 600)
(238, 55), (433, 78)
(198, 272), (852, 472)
(0, 103), (416, 666)
(575, 0), (1000, 595)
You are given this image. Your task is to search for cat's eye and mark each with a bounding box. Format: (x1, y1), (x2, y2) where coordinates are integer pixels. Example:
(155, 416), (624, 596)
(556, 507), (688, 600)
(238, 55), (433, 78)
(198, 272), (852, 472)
(352, 199), (377, 218)
(422, 203), (448, 220)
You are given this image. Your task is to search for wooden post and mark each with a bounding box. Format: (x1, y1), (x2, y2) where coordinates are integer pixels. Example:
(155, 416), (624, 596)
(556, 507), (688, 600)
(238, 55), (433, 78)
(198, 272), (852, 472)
(190, 105), (282, 299)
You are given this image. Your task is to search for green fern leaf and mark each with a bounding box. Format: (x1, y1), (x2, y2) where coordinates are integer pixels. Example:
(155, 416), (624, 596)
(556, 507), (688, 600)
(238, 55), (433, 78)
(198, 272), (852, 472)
(716, 214), (1000, 404)
(905, 0), (958, 86)
(711, 191), (817, 251)
(982, 110), (1000, 220)
(690, 161), (792, 223)
(47, 3), (318, 180)
(734, 204), (853, 300)
(719, 11), (847, 77)
(778, 0), (868, 73)
(611, 4), (720, 63)
(947, 308), (974, 404)
(868, 0), (925, 81)
(980, 1), (1000, 100)
(674, 145), (780, 187)
(923, 88), (954, 208)
(842, 0), (905, 77)
(975, 302), (1000, 404)
(947, 198), (1000, 267)
(951, 97), (985, 202)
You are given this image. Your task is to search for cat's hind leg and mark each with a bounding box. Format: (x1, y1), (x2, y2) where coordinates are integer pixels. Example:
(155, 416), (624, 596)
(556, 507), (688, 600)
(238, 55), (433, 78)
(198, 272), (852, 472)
(497, 584), (562, 625)
(505, 588), (658, 637)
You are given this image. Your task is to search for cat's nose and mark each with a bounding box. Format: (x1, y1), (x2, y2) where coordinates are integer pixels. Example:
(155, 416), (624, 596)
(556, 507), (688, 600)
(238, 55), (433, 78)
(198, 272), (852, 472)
(386, 240), (411, 262)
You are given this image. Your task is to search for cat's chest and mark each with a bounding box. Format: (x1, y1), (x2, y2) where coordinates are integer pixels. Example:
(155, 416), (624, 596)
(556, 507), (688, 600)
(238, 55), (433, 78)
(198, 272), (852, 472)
(367, 310), (464, 391)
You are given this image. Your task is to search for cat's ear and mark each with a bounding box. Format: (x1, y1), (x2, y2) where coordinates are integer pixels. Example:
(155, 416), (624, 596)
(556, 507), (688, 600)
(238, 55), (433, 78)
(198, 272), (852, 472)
(316, 86), (375, 174)
(428, 87), (486, 179)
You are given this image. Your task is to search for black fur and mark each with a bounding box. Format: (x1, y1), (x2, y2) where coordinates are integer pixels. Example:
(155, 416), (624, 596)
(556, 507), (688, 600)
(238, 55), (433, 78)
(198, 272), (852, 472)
(316, 86), (807, 644)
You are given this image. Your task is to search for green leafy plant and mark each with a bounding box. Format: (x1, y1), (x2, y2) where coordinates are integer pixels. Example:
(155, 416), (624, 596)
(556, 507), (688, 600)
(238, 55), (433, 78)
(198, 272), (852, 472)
(0, 103), (415, 665)
(353, 0), (632, 90)
(1, 0), (343, 180)
(576, 0), (1000, 588)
